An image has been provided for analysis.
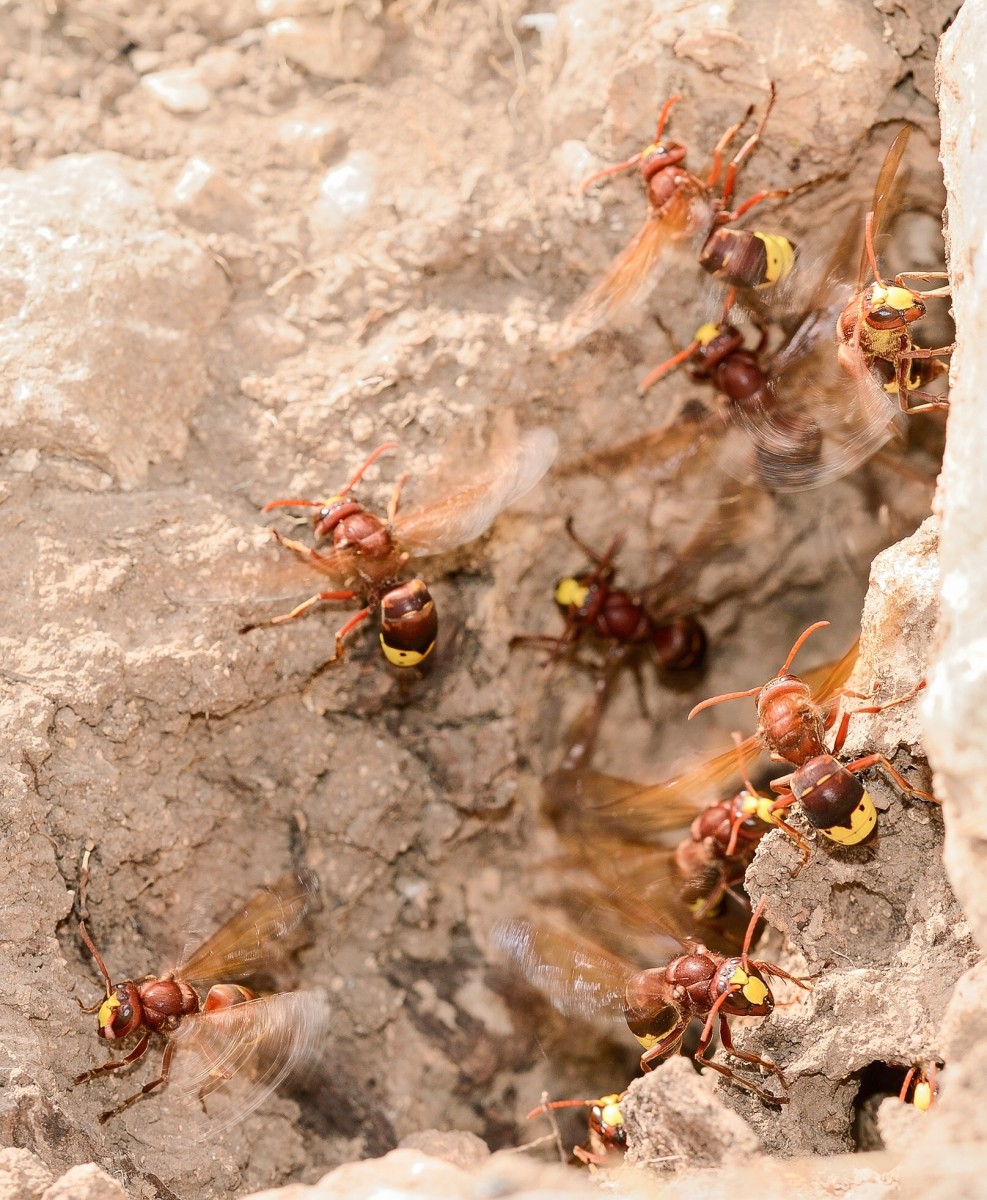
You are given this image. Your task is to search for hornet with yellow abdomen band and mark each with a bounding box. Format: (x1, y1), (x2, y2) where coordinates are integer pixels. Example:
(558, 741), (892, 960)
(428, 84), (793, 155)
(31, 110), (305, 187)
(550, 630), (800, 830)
(242, 429), (557, 669)
(699, 227), (796, 291)
(689, 620), (940, 870)
(494, 896), (810, 1106)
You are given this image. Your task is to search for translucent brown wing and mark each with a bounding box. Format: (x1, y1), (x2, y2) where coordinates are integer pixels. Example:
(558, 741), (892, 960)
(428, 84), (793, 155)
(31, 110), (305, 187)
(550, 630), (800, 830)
(392, 427), (558, 556)
(807, 636), (859, 701)
(542, 742), (759, 839)
(557, 403), (722, 482)
(547, 835), (696, 947)
(267, 535), (365, 590)
(857, 126), (911, 291)
(718, 333), (903, 491)
(491, 916), (634, 1021)
(166, 989), (330, 1138)
(543, 640), (859, 833)
(555, 185), (715, 349)
(176, 870), (320, 987)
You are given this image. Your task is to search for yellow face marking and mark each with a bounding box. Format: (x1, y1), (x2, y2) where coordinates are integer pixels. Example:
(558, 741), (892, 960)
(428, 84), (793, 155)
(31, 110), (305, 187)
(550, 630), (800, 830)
(600, 1101), (623, 1126)
(729, 966), (769, 1006)
(913, 1081), (933, 1112)
(380, 637), (435, 668)
(740, 789), (777, 824)
(695, 322), (720, 346)
(555, 577), (589, 609)
(753, 232), (796, 289)
(882, 285), (918, 312)
(820, 790), (877, 845)
(97, 994), (121, 1031)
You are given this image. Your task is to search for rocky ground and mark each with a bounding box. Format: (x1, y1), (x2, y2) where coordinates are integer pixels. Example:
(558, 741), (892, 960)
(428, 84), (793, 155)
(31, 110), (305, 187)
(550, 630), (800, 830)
(0, 1), (981, 1198)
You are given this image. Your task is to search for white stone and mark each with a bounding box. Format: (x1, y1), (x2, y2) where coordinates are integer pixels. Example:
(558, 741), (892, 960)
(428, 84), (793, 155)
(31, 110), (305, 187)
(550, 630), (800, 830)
(141, 68), (212, 115)
(314, 151), (376, 227)
(170, 157), (262, 232)
(193, 46), (247, 91)
(265, 13), (384, 81)
(278, 117), (345, 165)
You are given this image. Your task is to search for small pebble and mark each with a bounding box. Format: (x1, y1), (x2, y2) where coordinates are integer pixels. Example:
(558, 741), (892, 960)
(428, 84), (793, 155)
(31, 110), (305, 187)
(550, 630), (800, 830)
(265, 13), (384, 81)
(194, 47), (246, 91)
(141, 68), (212, 115)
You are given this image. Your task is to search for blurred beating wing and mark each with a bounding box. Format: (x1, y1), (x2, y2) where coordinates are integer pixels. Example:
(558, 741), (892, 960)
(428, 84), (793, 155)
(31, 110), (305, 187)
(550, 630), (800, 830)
(542, 639), (859, 835)
(555, 187), (715, 349)
(168, 989), (330, 1137)
(177, 870), (320, 987)
(392, 428), (558, 556)
(491, 917), (633, 1021)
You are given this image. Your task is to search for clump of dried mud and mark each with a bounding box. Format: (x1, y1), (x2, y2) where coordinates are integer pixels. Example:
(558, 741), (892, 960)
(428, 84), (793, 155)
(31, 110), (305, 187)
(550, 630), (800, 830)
(0, 1), (980, 1199)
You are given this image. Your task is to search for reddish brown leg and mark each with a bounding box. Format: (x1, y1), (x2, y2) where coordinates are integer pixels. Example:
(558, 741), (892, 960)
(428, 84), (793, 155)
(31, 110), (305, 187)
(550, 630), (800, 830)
(387, 471), (411, 522)
(713, 1014), (788, 1104)
(329, 608), (371, 662)
(693, 991), (788, 1104)
(705, 105), (754, 191)
(754, 960), (813, 991)
(75, 1033), (151, 1085)
(845, 752), (939, 805)
(721, 186), (794, 225)
(894, 271), (950, 297)
(573, 1145), (608, 1166)
(717, 83), (776, 204)
(638, 1017), (689, 1070)
(896, 349), (953, 413)
(829, 678), (926, 754)
(509, 633), (570, 656)
(241, 589), (358, 634)
(560, 646), (627, 772)
(763, 788), (812, 874)
(98, 1041), (176, 1123)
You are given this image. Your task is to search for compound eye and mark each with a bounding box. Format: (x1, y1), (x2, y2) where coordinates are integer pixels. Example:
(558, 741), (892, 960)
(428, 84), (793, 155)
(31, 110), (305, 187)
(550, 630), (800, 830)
(867, 305), (903, 330)
(118, 1004), (133, 1023)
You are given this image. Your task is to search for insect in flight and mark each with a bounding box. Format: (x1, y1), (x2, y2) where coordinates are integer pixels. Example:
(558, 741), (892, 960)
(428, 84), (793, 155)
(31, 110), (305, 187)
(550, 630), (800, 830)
(243, 428), (558, 667)
(75, 870), (328, 1132)
(837, 126), (952, 416)
(542, 638), (858, 836)
(556, 84), (797, 349)
(689, 620), (938, 862)
(635, 273), (905, 492)
(543, 734), (802, 928)
(494, 896), (809, 1105)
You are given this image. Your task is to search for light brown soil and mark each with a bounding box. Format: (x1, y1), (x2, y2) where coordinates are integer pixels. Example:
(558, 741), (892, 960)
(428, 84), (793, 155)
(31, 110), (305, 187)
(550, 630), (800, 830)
(0, 2), (974, 1198)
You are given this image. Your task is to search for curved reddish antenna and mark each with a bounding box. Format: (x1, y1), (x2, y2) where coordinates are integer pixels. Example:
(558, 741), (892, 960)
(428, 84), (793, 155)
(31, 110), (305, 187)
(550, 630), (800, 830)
(654, 93), (683, 140)
(261, 497), (323, 513)
(260, 442), (399, 513)
(526, 1098), (596, 1120)
(689, 620), (832, 720)
(778, 620), (829, 676)
(688, 684), (760, 720)
(341, 441), (398, 494)
(579, 94), (683, 195)
(639, 337), (701, 395)
(79, 921), (113, 999)
(741, 895), (767, 971)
